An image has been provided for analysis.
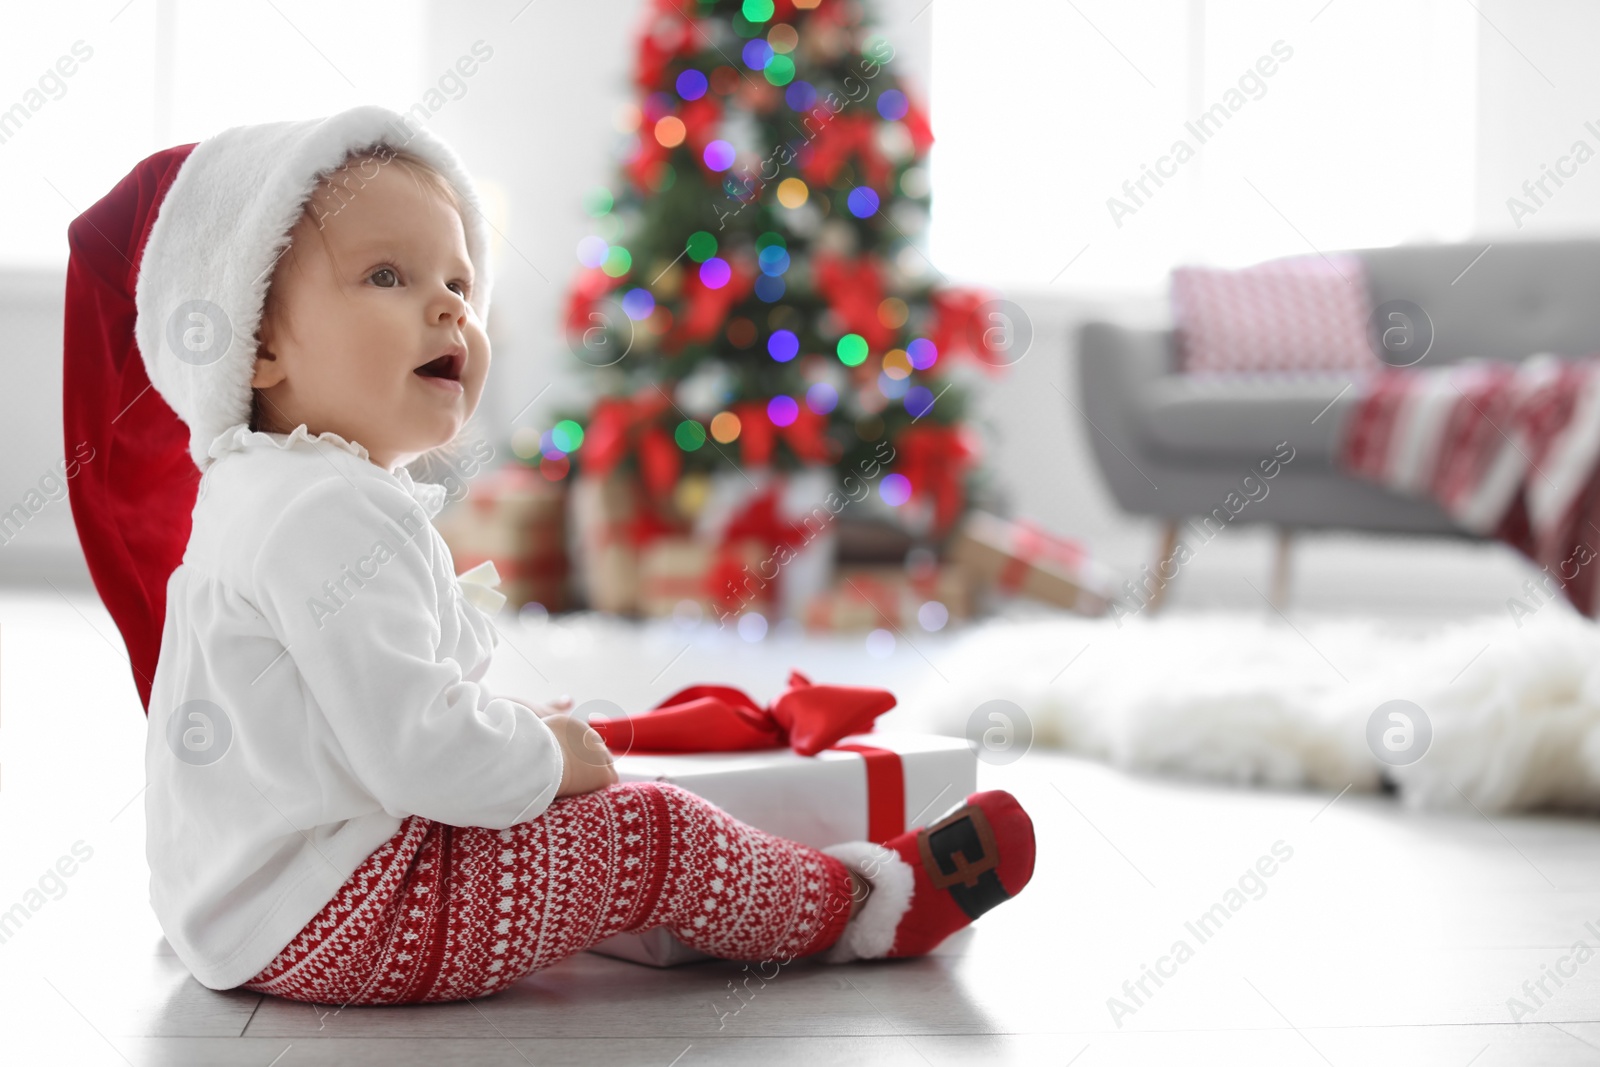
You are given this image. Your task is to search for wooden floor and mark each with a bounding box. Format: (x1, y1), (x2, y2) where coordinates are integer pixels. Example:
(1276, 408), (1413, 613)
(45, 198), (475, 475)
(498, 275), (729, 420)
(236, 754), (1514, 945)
(5, 587), (1600, 1065)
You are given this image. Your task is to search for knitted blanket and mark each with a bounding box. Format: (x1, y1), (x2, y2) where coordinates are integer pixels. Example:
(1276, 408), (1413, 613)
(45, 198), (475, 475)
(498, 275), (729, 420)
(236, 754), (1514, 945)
(1338, 356), (1600, 616)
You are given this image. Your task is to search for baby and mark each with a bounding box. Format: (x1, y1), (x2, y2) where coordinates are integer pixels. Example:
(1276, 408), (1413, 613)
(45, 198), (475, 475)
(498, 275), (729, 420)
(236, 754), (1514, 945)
(135, 109), (1034, 1006)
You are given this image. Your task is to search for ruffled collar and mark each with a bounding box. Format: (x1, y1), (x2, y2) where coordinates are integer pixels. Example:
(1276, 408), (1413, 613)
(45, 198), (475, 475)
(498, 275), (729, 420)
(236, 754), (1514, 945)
(205, 422), (449, 519)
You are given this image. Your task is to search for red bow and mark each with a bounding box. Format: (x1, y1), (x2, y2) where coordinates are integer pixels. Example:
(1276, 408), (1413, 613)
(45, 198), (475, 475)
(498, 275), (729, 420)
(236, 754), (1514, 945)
(664, 259), (756, 353)
(633, 3), (697, 92)
(564, 268), (625, 337)
(581, 391), (688, 502)
(895, 424), (973, 536)
(589, 670), (896, 757)
(812, 252), (895, 352)
(800, 113), (892, 190)
(927, 287), (1011, 375)
(732, 400), (834, 467)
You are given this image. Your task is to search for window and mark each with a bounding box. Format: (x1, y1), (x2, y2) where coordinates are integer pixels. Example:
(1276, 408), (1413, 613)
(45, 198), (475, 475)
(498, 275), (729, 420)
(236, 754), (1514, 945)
(928, 0), (1478, 295)
(2, 1), (424, 268)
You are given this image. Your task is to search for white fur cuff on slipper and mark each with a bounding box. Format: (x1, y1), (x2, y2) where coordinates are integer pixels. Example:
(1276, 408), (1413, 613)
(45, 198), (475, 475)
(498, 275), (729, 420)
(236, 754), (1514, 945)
(817, 841), (915, 963)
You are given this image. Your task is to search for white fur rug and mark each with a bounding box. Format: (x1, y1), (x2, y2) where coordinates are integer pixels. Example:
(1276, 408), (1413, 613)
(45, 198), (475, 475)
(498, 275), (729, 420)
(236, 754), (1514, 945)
(903, 607), (1600, 815)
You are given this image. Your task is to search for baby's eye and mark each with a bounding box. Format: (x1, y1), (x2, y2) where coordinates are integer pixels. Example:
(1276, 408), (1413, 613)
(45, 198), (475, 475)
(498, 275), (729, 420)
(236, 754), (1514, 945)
(370, 267), (398, 287)
(448, 281), (468, 296)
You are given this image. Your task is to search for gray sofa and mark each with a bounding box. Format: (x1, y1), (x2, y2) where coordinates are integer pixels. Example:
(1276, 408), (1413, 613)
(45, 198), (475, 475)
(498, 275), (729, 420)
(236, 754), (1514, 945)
(1076, 238), (1600, 604)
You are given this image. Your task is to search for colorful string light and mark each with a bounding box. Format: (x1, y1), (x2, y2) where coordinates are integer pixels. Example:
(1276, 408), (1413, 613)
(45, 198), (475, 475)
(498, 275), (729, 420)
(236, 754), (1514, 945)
(601, 246), (632, 277)
(711, 411), (742, 443)
(758, 245), (791, 276)
(837, 333), (868, 366)
(847, 186), (880, 218)
(654, 115), (686, 148)
(675, 420), (707, 450)
(576, 236), (608, 268)
(699, 257), (731, 288)
(904, 385), (935, 417)
(767, 329), (799, 362)
(879, 473), (911, 506)
(907, 337), (938, 369)
(621, 288), (655, 321)
(805, 382), (838, 414)
(686, 231), (717, 262)
(703, 140), (736, 171)
(551, 420), (584, 452)
(742, 39), (774, 70)
(776, 177), (809, 208)
(786, 81), (817, 111)
(676, 69), (708, 100)
(767, 395), (799, 426)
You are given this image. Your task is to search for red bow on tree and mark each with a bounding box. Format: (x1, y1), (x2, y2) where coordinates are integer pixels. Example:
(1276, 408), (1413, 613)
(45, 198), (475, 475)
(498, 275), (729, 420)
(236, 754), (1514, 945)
(928, 287), (1010, 375)
(664, 259), (756, 353)
(896, 423), (973, 536)
(800, 113), (892, 190)
(589, 670), (897, 757)
(812, 252), (894, 352)
(732, 399), (834, 466)
(582, 391), (683, 501)
(680, 94), (724, 161)
(565, 268), (625, 337)
(634, 3), (697, 92)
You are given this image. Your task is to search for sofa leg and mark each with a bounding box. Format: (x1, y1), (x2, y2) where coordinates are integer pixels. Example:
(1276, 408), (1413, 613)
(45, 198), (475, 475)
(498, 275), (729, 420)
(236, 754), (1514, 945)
(1271, 526), (1294, 610)
(1145, 519), (1181, 614)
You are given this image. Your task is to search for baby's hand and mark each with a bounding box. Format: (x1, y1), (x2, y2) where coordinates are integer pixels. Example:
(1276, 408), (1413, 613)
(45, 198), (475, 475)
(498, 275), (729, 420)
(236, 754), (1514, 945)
(544, 712), (619, 797)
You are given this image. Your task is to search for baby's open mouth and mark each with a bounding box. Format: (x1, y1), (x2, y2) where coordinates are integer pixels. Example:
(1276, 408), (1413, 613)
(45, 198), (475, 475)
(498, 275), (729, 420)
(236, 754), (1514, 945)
(415, 350), (464, 381)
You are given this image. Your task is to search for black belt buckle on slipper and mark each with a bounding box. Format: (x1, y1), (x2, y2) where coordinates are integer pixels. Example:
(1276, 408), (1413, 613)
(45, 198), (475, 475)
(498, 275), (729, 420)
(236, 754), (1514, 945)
(916, 804), (1008, 920)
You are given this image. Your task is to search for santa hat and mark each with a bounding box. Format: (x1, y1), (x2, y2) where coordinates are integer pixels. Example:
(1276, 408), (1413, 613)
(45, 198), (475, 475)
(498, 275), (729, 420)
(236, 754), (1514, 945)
(63, 105), (495, 713)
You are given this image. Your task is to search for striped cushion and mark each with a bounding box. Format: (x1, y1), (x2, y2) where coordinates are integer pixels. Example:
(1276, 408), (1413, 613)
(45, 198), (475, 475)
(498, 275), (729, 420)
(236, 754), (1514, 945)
(1171, 255), (1378, 376)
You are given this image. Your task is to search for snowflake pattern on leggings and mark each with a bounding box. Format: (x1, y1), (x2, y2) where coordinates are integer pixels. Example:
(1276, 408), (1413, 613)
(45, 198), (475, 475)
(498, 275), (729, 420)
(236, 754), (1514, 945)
(238, 781), (858, 1005)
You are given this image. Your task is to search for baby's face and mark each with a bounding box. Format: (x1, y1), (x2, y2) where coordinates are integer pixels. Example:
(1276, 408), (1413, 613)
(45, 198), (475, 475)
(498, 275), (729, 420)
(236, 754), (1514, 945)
(250, 158), (488, 471)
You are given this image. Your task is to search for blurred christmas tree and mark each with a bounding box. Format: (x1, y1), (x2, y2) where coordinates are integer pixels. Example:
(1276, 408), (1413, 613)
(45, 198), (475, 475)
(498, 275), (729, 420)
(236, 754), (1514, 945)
(553, 0), (1008, 546)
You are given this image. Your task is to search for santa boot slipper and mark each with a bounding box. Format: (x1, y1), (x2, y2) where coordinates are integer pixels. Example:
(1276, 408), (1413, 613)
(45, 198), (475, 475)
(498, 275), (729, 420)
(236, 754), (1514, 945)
(818, 789), (1035, 962)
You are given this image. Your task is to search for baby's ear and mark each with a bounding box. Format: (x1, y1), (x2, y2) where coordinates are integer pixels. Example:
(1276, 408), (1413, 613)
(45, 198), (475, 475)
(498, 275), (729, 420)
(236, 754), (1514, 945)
(250, 344), (285, 388)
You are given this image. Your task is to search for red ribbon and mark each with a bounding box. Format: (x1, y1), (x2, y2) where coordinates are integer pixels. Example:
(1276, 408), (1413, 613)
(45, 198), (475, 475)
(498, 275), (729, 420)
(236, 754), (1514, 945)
(799, 114), (893, 191)
(997, 519), (1087, 594)
(589, 670), (905, 842)
(591, 670), (894, 757)
(732, 400), (833, 466)
(927, 288), (1011, 376)
(664, 260), (756, 353)
(580, 392), (688, 503)
(812, 252), (895, 352)
(895, 424), (972, 536)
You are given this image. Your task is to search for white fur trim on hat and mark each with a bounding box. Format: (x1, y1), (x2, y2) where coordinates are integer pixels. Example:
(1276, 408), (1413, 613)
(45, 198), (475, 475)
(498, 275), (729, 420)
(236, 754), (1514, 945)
(133, 104), (495, 472)
(818, 841), (916, 963)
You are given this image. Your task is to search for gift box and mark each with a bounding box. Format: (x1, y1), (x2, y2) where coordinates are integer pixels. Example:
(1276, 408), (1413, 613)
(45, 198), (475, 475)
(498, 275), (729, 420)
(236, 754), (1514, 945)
(433, 465), (568, 611)
(580, 670), (977, 968)
(636, 536), (772, 619)
(695, 468), (838, 621)
(575, 469), (837, 621)
(803, 564), (972, 632)
(570, 473), (682, 613)
(587, 731), (978, 967)
(951, 510), (1115, 614)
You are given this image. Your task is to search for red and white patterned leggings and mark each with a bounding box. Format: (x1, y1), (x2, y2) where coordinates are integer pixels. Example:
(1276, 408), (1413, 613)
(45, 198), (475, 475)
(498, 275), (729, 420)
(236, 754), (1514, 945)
(238, 781), (857, 1005)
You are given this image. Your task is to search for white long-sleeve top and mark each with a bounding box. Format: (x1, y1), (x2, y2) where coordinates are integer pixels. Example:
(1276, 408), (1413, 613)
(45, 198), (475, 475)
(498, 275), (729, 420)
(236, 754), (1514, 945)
(144, 423), (564, 991)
